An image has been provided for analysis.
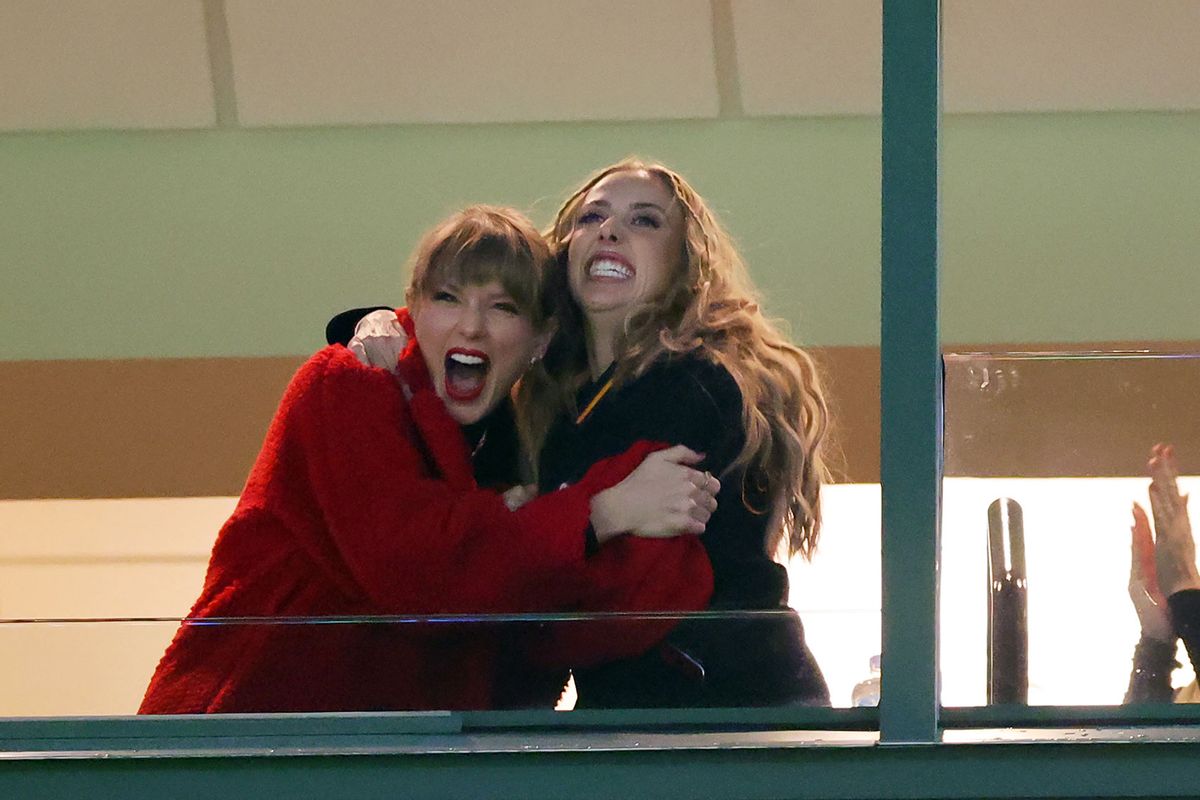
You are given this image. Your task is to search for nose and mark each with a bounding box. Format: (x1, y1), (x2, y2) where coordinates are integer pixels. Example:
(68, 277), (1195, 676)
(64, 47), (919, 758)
(457, 303), (486, 337)
(597, 214), (620, 241)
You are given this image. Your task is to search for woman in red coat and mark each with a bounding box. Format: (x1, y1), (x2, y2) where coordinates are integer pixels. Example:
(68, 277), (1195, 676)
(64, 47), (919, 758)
(139, 206), (717, 714)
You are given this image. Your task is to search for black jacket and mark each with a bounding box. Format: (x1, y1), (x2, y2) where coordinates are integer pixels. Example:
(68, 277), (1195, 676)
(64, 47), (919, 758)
(539, 355), (830, 707)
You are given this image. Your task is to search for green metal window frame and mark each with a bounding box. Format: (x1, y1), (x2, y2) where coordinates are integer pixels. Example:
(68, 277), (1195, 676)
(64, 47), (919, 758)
(4, 3), (1200, 796)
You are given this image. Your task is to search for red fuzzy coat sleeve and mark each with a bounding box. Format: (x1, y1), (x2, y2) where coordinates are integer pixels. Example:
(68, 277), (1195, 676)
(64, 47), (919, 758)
(518, 441), (715, 669)
(524, 534), (714, 669)
(247, 345), (615, 614)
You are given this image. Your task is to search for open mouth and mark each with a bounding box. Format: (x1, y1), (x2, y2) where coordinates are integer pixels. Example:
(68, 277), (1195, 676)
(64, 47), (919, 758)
(444, 348), (489, 402)
(588, 256), (634, 281)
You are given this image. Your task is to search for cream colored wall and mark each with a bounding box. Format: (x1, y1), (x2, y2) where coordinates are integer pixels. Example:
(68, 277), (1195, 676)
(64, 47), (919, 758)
(0, 498), (228, 716)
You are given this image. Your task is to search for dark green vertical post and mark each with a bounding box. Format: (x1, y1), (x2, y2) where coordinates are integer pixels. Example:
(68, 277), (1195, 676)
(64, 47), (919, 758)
(880, 0), (942, 743)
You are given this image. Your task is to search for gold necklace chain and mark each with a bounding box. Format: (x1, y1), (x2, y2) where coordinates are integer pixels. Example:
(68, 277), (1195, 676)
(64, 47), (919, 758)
(574, 378), (614, 425)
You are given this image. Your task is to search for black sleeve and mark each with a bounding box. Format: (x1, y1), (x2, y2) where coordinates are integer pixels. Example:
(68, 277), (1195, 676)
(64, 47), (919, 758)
(1168, 588), (1200, 675)
(1123, 635), (1179, 704)
(325, 306), (393, 346)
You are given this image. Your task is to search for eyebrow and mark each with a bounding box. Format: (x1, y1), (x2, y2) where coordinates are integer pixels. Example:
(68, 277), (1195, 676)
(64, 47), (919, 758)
(581, 199), (668, 214)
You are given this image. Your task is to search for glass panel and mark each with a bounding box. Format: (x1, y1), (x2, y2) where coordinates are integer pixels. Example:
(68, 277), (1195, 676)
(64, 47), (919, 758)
(942, 351), (1200, 707)
(940, 0), (1200, 721)
(790, 487), (882, 708)
(0, 492), (877, 717)
(1, 611), (857, 717)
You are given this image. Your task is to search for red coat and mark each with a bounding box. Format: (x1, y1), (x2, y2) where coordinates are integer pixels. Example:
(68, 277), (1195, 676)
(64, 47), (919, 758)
(140, 314), (712, 713)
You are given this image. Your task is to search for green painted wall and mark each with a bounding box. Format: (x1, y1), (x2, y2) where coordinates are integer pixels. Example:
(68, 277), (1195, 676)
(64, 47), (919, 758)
(2, 112), (1197, 361)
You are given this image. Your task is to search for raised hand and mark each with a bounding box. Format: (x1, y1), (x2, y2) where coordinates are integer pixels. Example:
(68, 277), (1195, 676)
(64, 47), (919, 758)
(347, 309), (408, 373)
(1129, 502), (1174, 643)
(1147, 444), (1200, 597)
(1148, 444), (1183, 535)
(589, 445), (721, 544)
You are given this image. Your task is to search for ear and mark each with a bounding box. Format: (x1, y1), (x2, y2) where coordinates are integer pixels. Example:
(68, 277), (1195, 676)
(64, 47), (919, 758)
(532, 322), (556, 362)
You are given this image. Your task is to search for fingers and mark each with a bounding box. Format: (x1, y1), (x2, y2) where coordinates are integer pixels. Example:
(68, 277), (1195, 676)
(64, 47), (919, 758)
(1132, 502), (1152, 545)
(649, 485), (718, 538)
(1149, 443), (1182, 500)
(1132, 493), (1174, 635)
(355, 309), (401, 337)
(1148, 483), (1176, 540)
(656, 444), (705, 466)
(614, 447), (723, 539)
(347, 339), (370, 366)
(1131, 502), (1154, 568)
(348, 310), (407, 373)
(686, 490), (717, 524)
(1149, 451), (1200, 596)
(502, 484), (536, 511)
(680, 465), (721, 496)
(674, 490), (715, 524)
(684, 469), (720, 523)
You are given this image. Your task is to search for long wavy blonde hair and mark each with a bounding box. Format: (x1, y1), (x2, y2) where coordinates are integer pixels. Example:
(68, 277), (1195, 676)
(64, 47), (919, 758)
(520, 158), (831, 560)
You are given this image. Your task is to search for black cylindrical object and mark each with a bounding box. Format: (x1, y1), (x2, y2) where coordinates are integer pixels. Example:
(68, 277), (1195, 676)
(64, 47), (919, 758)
(987, 497), (1029, 705)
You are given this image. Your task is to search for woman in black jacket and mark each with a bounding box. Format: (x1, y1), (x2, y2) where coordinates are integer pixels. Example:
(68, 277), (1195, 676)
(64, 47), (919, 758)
(522, 159), (832, 707)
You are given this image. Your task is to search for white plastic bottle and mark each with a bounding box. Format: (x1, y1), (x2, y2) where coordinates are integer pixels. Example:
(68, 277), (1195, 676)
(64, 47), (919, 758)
(850, 654), (881, 707)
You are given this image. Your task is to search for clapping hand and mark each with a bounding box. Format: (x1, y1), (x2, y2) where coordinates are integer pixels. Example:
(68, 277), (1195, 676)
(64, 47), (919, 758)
(1130, 501), (1174, 642)
(1147, 444), (1200, 597)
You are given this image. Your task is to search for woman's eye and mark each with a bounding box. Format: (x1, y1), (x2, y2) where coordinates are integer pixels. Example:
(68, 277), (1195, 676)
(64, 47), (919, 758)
(432, 290), (458, 303)
(493, 301), (520, 315)
(576, 210), (603, 225)
(632, 214), (661, 229)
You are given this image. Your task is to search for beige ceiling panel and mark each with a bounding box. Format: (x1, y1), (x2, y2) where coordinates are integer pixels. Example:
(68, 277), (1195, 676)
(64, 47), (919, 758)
(732, 0), (882, 117)
(944, 0), (1200, 113)
(226, 0), (718, 126)
(0, 0), (215, 131)
(734, 0), (1200, 117)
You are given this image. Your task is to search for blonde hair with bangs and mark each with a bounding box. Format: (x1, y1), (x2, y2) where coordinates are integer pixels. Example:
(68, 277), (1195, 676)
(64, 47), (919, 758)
(535, 159), (831, 560)
(406, 205), (555, 331)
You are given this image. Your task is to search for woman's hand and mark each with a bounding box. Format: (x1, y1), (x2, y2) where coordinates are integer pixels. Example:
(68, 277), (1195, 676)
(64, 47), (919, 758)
(1130, 502), (1174, 643)
(502, 484), (537, 511)
(347, 310), (408, 373)
(588, 445), (720, 544)
(1148, 444), (1200, 597)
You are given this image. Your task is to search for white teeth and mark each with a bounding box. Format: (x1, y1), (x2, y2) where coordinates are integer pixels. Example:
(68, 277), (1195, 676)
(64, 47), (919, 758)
(589, 259), (632, 279)
(449, 353), (485, 365)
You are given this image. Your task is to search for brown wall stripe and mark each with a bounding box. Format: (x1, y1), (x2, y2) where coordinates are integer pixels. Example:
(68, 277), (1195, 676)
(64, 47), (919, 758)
(2, 356), (306, 499)
(2, 342), (1197, 499)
